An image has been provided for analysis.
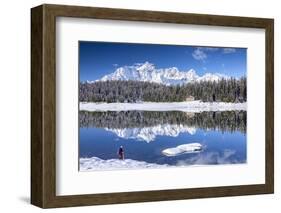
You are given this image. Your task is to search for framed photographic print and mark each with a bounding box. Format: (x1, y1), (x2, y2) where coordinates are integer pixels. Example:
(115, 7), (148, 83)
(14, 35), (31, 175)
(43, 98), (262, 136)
(31, 4), (274, 208)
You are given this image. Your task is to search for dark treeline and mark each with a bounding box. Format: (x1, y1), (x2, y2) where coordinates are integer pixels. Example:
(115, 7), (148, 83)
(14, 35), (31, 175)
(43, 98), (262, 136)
(79, 78), (246, 103)
(80, 80), (174, 102)
(187, 77), (247, 102)
(80, 110), (247, 134)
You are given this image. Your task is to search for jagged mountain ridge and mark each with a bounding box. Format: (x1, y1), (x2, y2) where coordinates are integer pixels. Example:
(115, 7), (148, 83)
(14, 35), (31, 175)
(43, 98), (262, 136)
(90, 62), (229, 86)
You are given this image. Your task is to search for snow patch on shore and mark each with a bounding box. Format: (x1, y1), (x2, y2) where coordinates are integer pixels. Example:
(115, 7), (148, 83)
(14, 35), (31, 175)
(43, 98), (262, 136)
(80, 101), (247, 112)
(79, 148), (242, 171)
(162, 143), (203, 156)
(80, 157), (169, 171)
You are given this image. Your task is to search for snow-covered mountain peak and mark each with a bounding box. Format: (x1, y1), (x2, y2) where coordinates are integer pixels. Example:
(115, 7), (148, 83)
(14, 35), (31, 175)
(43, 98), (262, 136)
(187, 68), (196, 75)
(135, 61), (155, 72)
(97, 62), (228, 86)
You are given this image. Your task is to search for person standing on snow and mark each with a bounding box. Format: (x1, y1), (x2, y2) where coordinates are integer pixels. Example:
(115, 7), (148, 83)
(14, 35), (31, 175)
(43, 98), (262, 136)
(118, 146), (125, 160)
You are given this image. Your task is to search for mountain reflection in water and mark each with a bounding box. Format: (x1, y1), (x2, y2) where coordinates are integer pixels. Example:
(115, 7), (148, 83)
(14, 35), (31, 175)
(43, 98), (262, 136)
(79, 110), (247, 169)
(80, 110), (247, 141)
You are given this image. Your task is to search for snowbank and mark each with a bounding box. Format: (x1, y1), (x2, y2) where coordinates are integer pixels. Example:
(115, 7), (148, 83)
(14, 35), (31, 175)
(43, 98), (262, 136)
(162, 143), (203, 157)
(80, 157), (170, 171)
(80, 101), (247, 112)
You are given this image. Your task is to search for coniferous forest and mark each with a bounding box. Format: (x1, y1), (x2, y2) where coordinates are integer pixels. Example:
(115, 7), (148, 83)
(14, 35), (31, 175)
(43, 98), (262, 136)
(79, 77), (247, 103)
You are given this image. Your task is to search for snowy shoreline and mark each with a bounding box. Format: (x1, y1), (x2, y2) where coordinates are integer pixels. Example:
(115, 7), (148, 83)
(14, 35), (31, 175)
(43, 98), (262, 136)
(80, 157), (170, 171)
(80, 101), (247, 112)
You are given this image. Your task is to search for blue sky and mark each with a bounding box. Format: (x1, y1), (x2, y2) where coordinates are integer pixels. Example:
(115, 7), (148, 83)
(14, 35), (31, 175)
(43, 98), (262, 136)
(79, 41), (247, 82)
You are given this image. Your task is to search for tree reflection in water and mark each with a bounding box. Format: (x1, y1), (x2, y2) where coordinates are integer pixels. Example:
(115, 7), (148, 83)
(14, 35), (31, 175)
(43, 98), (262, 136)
(79, 110), (246, 134)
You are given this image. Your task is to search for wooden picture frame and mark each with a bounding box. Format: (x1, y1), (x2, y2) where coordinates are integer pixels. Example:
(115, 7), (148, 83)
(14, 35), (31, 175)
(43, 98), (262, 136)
(31, 4), (274, 208)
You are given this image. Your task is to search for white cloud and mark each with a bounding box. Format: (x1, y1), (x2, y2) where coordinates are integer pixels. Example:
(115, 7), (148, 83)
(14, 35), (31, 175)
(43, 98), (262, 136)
(192, 48), (207, 62)
(192, 47), (220, 62)
(223, 48), (236, 54)
(192, 47), (236, 62)
(112, 63), (119, 67)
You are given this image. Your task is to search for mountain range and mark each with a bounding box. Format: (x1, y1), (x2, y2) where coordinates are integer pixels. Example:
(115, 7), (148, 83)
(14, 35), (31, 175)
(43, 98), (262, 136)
(89, 62), (229, 86)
